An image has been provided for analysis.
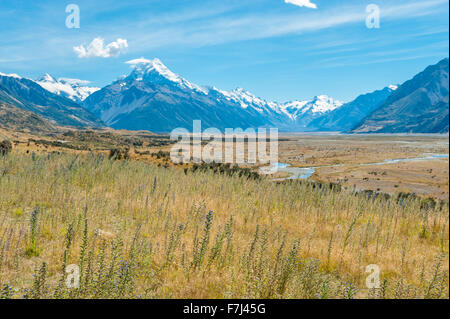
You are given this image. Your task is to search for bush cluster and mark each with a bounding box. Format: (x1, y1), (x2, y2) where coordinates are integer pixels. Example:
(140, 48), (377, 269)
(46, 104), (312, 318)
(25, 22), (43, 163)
(0, 140), (12, 156)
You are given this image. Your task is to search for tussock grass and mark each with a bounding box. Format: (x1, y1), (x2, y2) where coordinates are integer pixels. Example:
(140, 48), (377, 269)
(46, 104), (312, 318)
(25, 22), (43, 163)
(0, 152), (448, 299)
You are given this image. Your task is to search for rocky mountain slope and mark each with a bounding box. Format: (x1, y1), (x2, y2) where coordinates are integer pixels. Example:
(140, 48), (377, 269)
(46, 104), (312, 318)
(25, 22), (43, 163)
(352, 58), (449, 134)
(35, 74), (100, 103)
(0, 73), (103, 128)
(83, 58), (343, 132)
(309, 86), (397, 132)
(0, 103), (56, 133)
(1, 58), (448, 134)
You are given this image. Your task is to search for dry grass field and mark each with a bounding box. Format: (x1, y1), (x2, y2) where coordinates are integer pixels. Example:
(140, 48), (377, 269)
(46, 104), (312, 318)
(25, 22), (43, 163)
(0, 130), (448, 299)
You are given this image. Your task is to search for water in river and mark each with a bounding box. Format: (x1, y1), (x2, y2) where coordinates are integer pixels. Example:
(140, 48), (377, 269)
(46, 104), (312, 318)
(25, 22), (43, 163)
(261, 154), (449, 181)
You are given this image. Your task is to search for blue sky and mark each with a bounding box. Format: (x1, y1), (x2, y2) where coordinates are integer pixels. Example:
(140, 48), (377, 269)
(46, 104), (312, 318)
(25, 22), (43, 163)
(0, 0), (448, 102)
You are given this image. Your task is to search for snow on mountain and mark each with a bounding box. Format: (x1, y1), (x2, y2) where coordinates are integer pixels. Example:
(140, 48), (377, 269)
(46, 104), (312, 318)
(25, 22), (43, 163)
(308, 86), (397, 132)
(109, 59), (288, 121)
(281, 95), (343, 122)
(215, 87), (284, 115)
(83, 57), (346, 132)
(210, 88), (344, 124)
(308, 95), (343, 113)
(5, 56), (435, 133)
(125, 58), (208, 94)
(279, 100), (308, 119)
(89, 56), (342, 124)
(0, 72), (22, 79)
(3, 56), (405, 133)
(0, 72), (104, 128)
(84, 58), (285, 132)
(388, 84), (399, 91)
(35, 74), (100, 103)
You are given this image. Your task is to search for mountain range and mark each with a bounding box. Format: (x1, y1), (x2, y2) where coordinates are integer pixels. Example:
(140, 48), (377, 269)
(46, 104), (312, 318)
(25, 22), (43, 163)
(310, 86), (397, 132)
(0, 103), (56, 133)
(352, 58), (449, 134)
(0, 72), (103, 128)
(83, 58), (349, 132)
(81, 58), (378, 132)
(0, 58), (448, 134)
(35, 74), (100, 103)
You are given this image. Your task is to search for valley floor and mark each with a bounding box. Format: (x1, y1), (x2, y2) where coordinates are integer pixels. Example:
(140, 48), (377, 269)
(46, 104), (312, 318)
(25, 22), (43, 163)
(273, 134), (449, 200)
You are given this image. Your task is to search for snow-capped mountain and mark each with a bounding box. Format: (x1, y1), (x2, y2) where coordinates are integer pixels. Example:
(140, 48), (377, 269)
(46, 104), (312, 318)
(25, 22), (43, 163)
(83, 58), (278, 132)
(0, 72), (22, 79)
(2, 57), (446, 133)
(211, 87), (291, 124)
(308, 86), (397, 132)
(83, 58), (346, 132)
(35, 74), (100, 103)
(281, 95), (343, 128)
(388, 84), (399, 91)
(217, 89), (344, 128)
(0, 72), (103, 128)
(217, 87), (280, 112)
(286, 95), (343, 115)
(126, 58), (208, 94)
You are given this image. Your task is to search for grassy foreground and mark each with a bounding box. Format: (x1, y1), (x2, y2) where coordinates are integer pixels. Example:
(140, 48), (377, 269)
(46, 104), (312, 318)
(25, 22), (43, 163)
(0, 152), (448, 299)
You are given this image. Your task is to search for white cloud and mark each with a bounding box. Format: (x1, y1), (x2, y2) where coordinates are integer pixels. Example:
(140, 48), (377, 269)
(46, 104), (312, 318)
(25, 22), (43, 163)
(285, 0), (317, 9)
(125, 57), (152, 65)
(73, 38), (128, 58)
(59, 77), (91, 85)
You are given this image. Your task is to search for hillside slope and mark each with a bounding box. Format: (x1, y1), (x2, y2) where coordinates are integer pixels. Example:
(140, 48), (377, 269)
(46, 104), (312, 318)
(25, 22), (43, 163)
(309, 86), (396, 132)
(0, 103), (56, 133)
(83, 58), (342, 132)
(352, 58), (449, 133)
(0, 73), (104, 128)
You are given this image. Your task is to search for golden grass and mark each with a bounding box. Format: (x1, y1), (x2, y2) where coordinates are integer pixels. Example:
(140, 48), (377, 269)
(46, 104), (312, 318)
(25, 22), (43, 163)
(0, 151), (448, 299)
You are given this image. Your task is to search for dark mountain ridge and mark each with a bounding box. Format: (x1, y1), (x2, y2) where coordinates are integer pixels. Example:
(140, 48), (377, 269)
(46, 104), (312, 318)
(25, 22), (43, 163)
(0, 74), (104, 128)
(352, 58), (449, 134)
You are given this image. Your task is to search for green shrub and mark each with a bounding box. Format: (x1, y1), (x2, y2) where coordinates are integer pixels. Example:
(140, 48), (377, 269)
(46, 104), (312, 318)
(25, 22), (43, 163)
(0, 140), (12, 156)
(109, 148), (130, 160)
